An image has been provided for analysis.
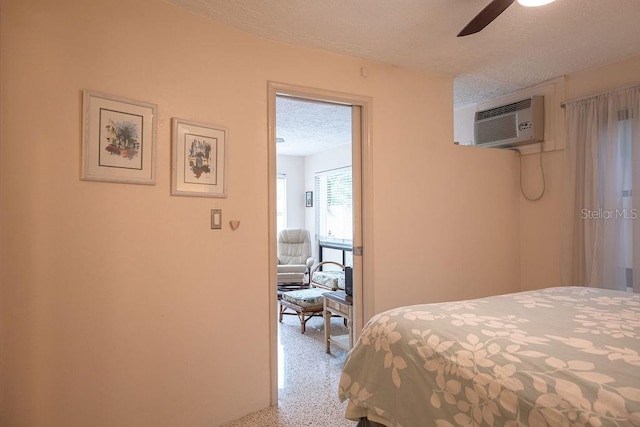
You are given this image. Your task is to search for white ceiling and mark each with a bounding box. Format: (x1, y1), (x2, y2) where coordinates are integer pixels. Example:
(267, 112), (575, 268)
(276, 96), (352, 156)
(167, 0), (640, 155)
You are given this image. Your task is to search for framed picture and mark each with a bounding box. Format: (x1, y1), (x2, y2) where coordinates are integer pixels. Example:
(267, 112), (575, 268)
(306, 191), (313, 207)
(172, 118), (227, 198)
(82, 90), (157, 184)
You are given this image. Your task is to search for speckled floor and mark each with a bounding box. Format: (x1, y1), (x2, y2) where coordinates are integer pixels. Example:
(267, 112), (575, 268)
(222, 313), (356, 426)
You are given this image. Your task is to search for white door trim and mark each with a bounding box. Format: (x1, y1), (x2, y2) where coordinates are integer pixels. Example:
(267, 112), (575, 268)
(267, 81), (374, 406)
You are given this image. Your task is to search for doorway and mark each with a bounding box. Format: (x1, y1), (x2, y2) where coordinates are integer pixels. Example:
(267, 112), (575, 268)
(267, 82), (372, 405)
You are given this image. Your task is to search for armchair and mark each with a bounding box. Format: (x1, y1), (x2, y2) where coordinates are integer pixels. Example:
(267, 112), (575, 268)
(277, 229), (315, 289)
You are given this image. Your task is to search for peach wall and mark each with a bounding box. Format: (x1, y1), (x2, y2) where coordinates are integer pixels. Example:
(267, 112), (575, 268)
(373, 141), (520, 308)
(0, 0), (520, 425)
(566, 55), (640, 101)
(359, 65), (520, 309)
(519, 148), (564, 290)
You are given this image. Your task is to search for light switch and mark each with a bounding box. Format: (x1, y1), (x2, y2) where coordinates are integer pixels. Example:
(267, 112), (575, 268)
(211, 209), (222, 229)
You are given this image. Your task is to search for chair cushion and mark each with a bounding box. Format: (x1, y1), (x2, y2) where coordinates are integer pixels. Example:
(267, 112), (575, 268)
(312, 271), (345, 290)
(277, 264), (306, 274)
(279, 253), (309, 266)
(277, 273), (305, 284)
(281, 288), (325, 309)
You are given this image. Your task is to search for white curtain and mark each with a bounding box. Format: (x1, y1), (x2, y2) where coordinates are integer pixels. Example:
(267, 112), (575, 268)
(562, 85), (640, 292)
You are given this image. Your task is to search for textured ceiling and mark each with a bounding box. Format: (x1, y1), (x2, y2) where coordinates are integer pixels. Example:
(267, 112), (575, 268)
(276, 96), (352, 156)
(166, 0), (640, 109)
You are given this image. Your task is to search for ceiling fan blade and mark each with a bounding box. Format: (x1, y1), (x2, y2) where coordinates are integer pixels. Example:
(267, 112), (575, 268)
(457, 0), (516, 37)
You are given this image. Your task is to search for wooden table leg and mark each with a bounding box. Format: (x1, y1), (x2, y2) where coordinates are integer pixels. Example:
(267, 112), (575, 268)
(324, 306), (331, 353)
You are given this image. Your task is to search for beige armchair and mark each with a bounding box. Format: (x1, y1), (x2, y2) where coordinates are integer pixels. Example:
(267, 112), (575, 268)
(277, 229), (315, 289)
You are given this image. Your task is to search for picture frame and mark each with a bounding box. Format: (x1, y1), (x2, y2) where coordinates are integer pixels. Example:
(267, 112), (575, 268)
(82, 90), (157, 184)
(172, 118), (228, 198)
(306, 191), (313, 207)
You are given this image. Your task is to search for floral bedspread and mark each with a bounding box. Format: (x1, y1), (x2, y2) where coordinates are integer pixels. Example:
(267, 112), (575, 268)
(339, 287), (640, 427)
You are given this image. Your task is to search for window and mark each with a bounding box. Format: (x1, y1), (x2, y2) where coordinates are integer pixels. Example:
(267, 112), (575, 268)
(315, 167), (352, 244)
(276, 174), (287, 234)
(563, 86), (639, 292)
(619, 113), (633, 289)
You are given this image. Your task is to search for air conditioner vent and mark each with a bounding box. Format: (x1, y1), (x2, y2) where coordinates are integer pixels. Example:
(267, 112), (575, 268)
(476, 114), (517, 143)
(474, 96), (544, 149)
(476, 98), (532, 121)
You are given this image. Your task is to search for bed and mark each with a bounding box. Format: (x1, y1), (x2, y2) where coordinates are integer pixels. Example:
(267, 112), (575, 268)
(339, 286), (640, 426)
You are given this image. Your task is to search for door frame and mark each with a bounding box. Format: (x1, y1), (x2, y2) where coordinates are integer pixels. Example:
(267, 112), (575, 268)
(267, 81), (373, 405)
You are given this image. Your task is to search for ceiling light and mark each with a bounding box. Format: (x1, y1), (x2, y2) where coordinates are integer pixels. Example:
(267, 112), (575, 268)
(517, 0), (556, 7)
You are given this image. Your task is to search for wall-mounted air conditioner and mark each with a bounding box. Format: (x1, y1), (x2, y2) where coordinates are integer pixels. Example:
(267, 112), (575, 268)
(474, 96), (544, 148)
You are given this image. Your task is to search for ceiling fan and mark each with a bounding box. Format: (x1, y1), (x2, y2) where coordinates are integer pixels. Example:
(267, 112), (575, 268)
(458, 0), (557, 37)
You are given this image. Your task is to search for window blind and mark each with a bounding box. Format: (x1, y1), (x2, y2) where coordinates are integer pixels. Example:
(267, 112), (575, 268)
(315, 167), (352, 243)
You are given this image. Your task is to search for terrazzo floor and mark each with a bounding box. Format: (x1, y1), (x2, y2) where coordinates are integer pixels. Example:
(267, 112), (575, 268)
(222, 313), (357, 427)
